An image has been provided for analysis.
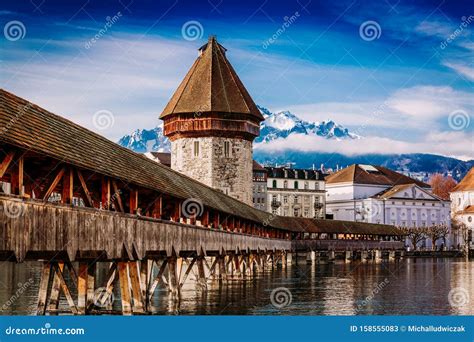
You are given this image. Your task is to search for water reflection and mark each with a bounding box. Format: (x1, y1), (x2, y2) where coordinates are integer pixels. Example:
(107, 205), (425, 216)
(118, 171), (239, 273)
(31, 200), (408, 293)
(0, 259), (472, 315)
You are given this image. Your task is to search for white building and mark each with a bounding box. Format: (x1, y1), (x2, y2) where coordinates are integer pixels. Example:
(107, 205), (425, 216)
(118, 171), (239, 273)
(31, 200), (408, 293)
(326, 164), (451, 249)
(265, 167), (326, 219)
(450, 167), (474, 250)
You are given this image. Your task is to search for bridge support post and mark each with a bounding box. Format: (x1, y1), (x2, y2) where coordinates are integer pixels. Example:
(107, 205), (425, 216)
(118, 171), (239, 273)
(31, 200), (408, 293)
(118, 262), (133, 315)
(345, 251), (352, 262)
(286, 252), (293, 265)
(328, 250), (335, 263)
(374, 250), (382, 263)
(196, 256), (207, 290)
(306, 251), (316, 264)
(361, 250), (368, 262)
(388, 250), (396, 261)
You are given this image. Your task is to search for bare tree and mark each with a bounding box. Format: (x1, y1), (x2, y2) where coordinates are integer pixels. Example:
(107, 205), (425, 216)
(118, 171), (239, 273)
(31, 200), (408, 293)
(426, 224), (450, 251)
(452, 216), (469, 256)
(399, 226), (428, 251)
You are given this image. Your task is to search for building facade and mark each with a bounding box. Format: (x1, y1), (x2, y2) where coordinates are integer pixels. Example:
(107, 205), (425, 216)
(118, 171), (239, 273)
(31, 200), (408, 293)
(265, 167), (326, 219)
(160, 36), (264, 205)
(325, 164), (451, 248)
(252, 161), (267, 211)
(450, 167), (474, 250)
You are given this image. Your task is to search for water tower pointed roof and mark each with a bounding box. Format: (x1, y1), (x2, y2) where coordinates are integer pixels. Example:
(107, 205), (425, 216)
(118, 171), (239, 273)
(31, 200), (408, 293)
(160, 36), (264, 121)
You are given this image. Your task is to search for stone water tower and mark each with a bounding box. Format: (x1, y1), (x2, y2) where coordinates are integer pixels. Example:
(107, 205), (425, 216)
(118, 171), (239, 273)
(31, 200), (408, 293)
(160, 36), (264, 205)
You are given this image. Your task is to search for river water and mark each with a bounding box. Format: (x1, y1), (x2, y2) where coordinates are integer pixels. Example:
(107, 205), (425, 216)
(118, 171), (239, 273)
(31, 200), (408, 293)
(0, 258), (472, 315)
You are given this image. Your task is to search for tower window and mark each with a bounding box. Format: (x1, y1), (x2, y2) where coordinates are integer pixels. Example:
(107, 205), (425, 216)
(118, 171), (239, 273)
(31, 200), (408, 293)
(193, 141), (199, 157)
(224, 141), (230, 157)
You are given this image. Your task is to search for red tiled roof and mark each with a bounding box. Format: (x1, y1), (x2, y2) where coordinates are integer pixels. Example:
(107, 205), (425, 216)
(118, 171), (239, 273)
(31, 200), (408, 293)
(325, 164), (430, 188)
(452, 167), (474, 192)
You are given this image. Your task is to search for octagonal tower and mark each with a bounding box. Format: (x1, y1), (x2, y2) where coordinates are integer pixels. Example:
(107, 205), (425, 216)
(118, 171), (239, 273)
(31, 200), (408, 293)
(160, 36), (264, 205)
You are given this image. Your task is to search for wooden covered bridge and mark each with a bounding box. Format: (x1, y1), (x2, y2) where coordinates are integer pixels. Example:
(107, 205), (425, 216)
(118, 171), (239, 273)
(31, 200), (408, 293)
(0, 89), (404, 315)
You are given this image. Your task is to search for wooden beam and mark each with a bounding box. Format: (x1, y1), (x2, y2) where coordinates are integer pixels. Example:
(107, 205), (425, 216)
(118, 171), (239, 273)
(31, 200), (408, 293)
(76, 170), (93, 207)
(61, 168), (73, 204)
(52, 263), (78, 314)
(18, 155), (24, 196)
(118, 262), (132, 315)
(48, 262), (64, 314)
(129, 188), (138, 214)
(112, 180), (124, 213)
(0, 151), (15, 178)
(43, 167), (66, 201)
(77, 263), (88, 315)
(128, 262), (144, 313)
(37, 262), (52, 315)
(101, 177), (110, 209)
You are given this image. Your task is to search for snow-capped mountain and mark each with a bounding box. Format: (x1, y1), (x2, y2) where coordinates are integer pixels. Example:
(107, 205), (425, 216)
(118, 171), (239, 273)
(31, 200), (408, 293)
(118, 124), (170, 153)
(118, 106), (360, 152)
(256, 106), (360, 143)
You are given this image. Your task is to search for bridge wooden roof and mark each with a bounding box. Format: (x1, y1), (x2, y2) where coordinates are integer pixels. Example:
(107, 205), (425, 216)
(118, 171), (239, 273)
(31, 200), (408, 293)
(0, 89), (401, 236)
(159, 36), (264, 121)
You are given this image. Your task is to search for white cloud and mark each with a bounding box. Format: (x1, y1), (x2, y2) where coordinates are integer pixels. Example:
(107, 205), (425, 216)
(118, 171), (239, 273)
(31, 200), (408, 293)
(282, 85), (473, 132)
(442, 62), (474, 81)
(415, 21), (454, 38)
(1, 34), (197, 140)
(255, 130), (474, 160)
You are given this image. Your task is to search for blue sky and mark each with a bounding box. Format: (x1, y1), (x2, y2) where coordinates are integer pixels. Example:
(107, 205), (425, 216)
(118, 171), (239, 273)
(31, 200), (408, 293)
(1, 0), (473, 159)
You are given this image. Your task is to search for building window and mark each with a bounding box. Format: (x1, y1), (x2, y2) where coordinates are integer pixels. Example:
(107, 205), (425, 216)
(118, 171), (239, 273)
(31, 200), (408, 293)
(284, 208), (289, 216)
(224, 141), (230, 157)
(293, 208), (300, 217)
(469, 216), (473, 223)
(283, 196), (288, 204)
(294, 181), (299, 189)
(315, 182), (319, 190)
(272, 180), (277, 188)
(304, 181), (309, 190)
(193, 141), (199, 157)
(304, 209), (309, 217)
(283, 180), (288, 189)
